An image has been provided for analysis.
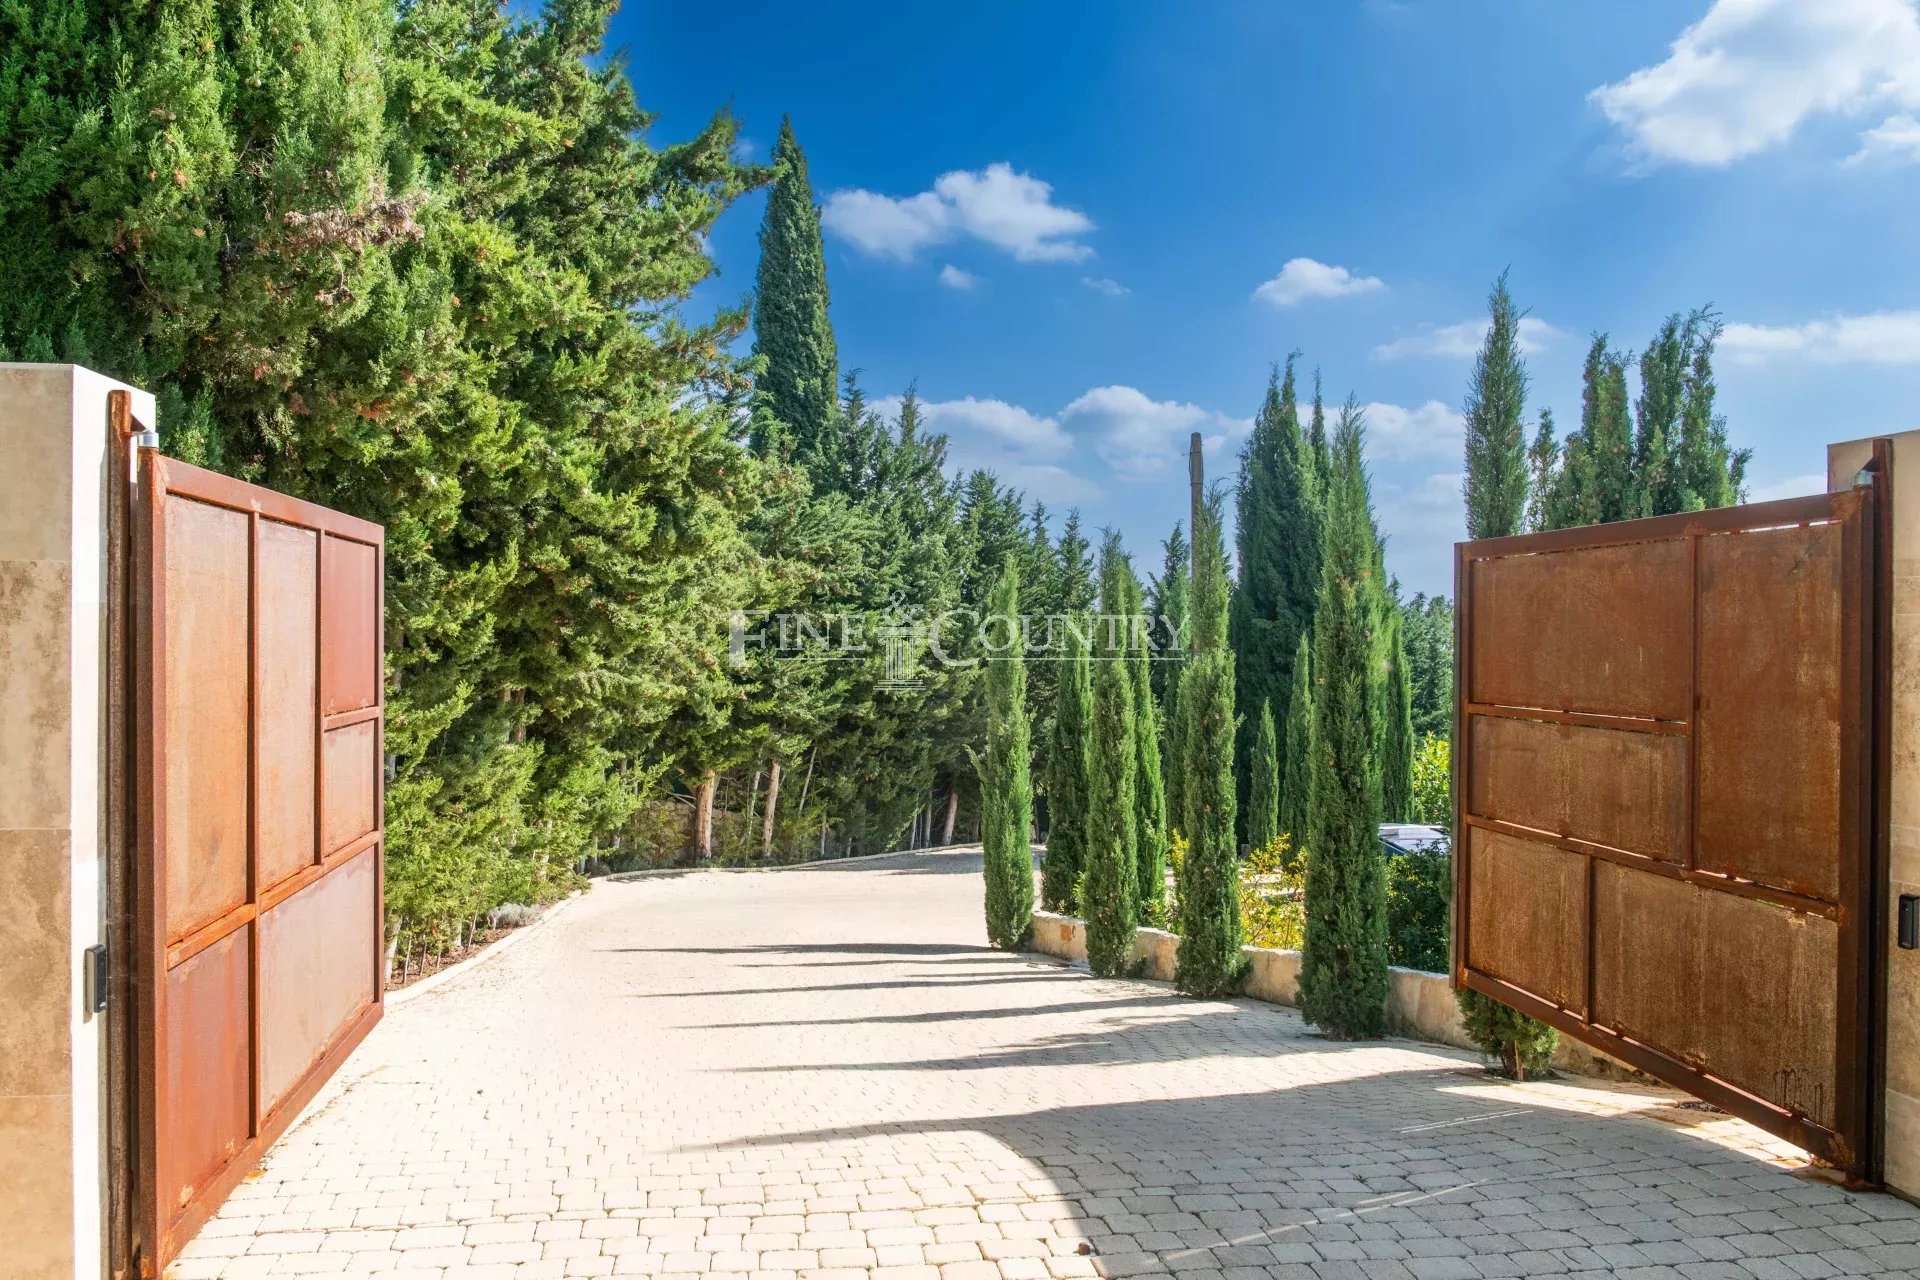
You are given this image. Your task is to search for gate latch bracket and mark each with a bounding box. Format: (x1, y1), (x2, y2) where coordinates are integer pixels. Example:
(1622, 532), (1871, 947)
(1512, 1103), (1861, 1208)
(83, 944), (108, 1014)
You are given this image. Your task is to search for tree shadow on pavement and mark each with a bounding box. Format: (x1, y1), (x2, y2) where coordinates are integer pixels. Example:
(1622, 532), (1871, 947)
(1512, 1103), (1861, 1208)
(674, 995), (1183, 1031)
(689, 1068), (1912, 1277)
(622, 972), (1081, 999)
(606, 942), (1001, 957)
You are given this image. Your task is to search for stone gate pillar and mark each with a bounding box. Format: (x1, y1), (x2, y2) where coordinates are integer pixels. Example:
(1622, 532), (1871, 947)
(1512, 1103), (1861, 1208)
(0, 365), (153, 1280)
(1830, 431), (1920, 1199)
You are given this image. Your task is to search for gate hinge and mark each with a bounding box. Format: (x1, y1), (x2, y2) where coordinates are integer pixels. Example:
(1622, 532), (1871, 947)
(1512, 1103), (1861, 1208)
(84, 943), (108, 1014)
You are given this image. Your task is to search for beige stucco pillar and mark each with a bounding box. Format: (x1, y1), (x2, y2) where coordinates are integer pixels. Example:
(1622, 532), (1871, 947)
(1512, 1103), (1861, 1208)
(0, 365), (152, 1280)
(1829, 432), (1920, 1198)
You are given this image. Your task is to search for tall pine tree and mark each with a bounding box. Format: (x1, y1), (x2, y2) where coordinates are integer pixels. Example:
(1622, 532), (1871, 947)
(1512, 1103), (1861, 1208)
(1056, 510), (1096, 612)
(6, 0), (769, 937)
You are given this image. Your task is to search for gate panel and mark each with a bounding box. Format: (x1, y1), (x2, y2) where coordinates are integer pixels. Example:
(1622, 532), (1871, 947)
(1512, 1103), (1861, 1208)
(1465, 828), (1585, 1011)
(259, 849), (378, 1108)
(256, 520), (319, 890)
(1456, 484), (1886, 1179)
(1469, 537), (1690, 719)
(160, 928), (250, 1214)
(1467, 716), (1686, 860)
(162, 498), (250, 941)
(134, 453), (385, 1275)
(1590, 863), (1841, 1128)
(322, 720), (380, 854)
(1696, 523), (1845, 900)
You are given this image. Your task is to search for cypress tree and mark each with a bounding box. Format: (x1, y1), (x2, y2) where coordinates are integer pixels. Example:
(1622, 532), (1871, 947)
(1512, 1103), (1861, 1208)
(1400, 595), (1454, 741)
(1460, 307), (1561, 1069)
(1308, 370), (1333, 484)
(1084, 625), (1139, 976)
(1043, 611), (1093, 912)
(1543, 317), (1747, 533)
(1130, 580), (1168, 925)
(1147, 522), (1189, 714)
(1230, 357), (1319, 844)
(974, 555), (1034, 949)
(1248, 701), (1280, 852)
(1153, 523), (1191, 838)
(1525, 409), (1559, 533)
(1279, 633), (1314, 846)
(1022, 502), (1064, 792)
(1632, 312), (1696, 517)
(1381, 610), (1414, 823)
(753, 117), (838, 461)
(1164, 664), (1188, 845)
(1298, 402), (1389, 1039)
(1463, 271), (1530, 542)
(1676, 320), (1743, 511)
(1095, 531), (1142, 857)
(1549, 336), (1634, 529)
(1175, 490), (1243, 997)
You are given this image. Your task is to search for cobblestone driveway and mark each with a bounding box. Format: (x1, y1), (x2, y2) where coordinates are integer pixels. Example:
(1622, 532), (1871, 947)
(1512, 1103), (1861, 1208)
(174, 849), (1920, 1280)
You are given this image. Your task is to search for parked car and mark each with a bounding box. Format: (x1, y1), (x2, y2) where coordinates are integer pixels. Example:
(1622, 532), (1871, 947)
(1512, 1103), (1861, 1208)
(1378, 823), (1447, 857)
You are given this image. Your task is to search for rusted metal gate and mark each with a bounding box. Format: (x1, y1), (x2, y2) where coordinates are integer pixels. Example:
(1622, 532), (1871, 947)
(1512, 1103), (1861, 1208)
(130, 443), (385, 1273)
(1454, 459), (1890, 1181)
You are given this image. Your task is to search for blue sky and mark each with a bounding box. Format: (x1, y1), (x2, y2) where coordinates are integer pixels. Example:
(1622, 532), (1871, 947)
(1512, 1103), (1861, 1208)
(621, 0), (1920, 599)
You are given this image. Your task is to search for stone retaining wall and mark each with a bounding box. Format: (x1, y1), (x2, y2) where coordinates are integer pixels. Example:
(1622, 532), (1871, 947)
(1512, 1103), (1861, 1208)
(1028, 909), (1636, 1079)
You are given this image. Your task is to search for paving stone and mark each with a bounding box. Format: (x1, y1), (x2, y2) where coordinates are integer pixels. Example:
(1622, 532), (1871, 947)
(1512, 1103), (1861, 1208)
(170, 851), (1920, 1280)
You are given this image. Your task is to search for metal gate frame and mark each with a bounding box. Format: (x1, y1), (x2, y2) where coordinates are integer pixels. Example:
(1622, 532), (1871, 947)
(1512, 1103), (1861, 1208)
(130, 442), (386, 1273)
(1453, 453), (1890, 1182)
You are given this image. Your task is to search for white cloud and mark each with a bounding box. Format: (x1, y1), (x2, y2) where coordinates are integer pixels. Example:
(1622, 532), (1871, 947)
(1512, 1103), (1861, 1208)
(819, 189), (950, 261)
(1847, 112), (1920, 164)
(1059, 386), (1251, 480)
(872, 383), (1256, 501)
(1371, 316), (1560, 360)
(873, 394), (1094, 505)
(902, 396), (1072, 456)
(1359, 400), (1466, 462)
(1746, 473), (1829, 504)
(1720, 311), (1920, 363)
(1253, 257), (1387, 307)
(933, 166), (1094, 262)
(1082, 276), (1130, 297)
(938, 264), (978, 291)
(993, 463), (1103, 505)
(1589, 0), (1920, 168)
(823, 163), (1093, 263)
